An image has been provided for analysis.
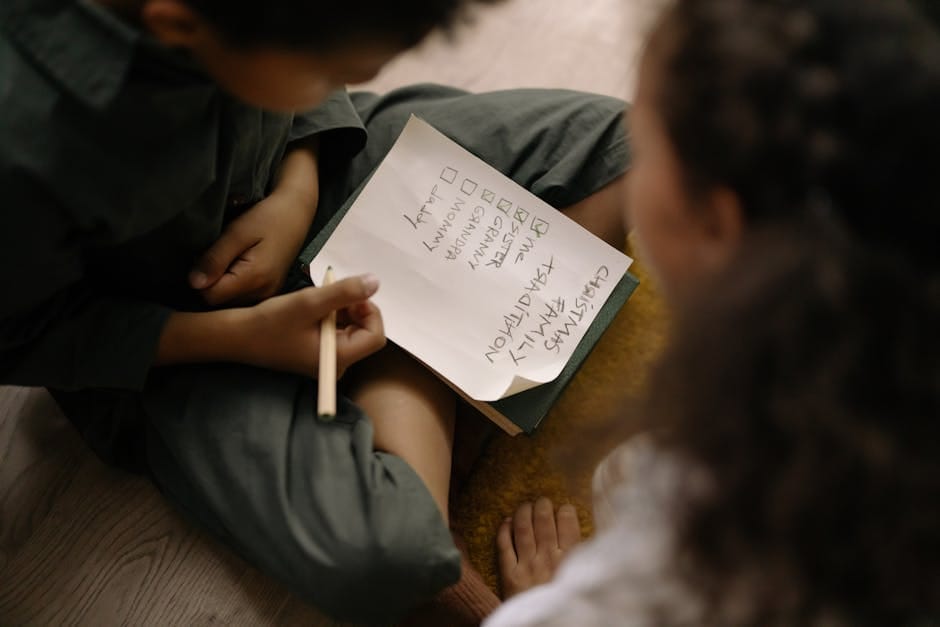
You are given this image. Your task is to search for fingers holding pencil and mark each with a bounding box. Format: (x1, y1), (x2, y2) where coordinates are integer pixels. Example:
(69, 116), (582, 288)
(314, 272), (381, 311)
(232, 274), (383, 380)
(336, 299), (386, 367)
(313, 270), (386, 417)
(310, 272), (386, 370)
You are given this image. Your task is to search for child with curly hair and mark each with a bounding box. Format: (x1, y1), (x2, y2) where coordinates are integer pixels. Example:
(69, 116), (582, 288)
(490, 0), (940, 623)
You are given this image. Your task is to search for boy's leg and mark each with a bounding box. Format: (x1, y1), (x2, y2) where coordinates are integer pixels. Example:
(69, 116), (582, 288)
(139, 363), (460, 624)
(315, 84), (630, 249)
(560, 175), (628, 248)
(345, 343), (456, 521)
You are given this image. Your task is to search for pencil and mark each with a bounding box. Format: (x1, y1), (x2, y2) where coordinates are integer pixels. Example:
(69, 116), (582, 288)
(318, 266), (337, 419)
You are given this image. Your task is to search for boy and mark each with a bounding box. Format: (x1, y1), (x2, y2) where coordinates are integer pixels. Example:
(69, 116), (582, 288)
(0, 0), (629, 621)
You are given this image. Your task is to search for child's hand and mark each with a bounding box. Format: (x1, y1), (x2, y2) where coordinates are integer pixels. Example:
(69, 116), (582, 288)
(239, 275), (385, 377)
(189, 186), (316, 306)
(498, 498), (582, 599)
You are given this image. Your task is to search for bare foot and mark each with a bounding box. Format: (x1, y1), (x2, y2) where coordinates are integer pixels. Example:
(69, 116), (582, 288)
(497, 497), (582, 598)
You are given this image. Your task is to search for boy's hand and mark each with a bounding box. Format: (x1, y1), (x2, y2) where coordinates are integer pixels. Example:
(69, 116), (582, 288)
(189, 185), (316, 305)
(240, 275), (386, 377)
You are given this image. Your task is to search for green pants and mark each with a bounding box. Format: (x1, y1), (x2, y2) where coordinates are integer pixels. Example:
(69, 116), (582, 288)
(53, 85), (629, 624)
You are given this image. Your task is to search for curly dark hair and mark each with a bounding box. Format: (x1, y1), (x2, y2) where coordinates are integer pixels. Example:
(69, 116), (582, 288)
(645, 0), (940, 272)
(180, 0), (503, 50)
(649, 226), (940, 624)
(631, 0), (940, 622)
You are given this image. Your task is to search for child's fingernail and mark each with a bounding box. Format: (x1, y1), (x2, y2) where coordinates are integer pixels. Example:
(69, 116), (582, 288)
(361, 274), (380, 296)
(190, 272), (208, 289)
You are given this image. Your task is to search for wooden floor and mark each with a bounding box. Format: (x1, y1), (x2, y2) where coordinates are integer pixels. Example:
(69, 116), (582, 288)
(1, 387), (335, 626)
(0, 0), (661, 624)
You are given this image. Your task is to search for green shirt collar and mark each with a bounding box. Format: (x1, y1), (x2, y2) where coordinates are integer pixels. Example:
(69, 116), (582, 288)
(1, 0), (139, 109)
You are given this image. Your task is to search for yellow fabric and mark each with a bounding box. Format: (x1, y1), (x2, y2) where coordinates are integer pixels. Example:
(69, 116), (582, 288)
(452, 251), (670, 593)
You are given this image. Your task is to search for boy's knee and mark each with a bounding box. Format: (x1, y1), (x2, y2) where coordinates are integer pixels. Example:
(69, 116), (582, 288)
(287, 448), (460, 620)
(299, 527), (461, 623)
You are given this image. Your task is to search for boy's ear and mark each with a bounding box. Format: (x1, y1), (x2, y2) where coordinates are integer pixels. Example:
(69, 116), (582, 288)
(140, 0), (209, 49)
(697, 185), (745, 267)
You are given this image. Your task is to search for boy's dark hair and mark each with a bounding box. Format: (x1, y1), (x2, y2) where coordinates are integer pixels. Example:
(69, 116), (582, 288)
(634, 0), (940, 622)
(650, 227), (939, 624)
(912, 0), (940, 29)
(181, 0), (502, 50)
(646, 0), (940, 274)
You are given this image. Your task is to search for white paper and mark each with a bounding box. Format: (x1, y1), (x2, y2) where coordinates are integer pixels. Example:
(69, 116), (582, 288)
(310, 116), (632, 401)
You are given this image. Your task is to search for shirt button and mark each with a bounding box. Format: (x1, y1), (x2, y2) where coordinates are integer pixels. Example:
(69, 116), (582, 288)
(228, 194), (252, 208)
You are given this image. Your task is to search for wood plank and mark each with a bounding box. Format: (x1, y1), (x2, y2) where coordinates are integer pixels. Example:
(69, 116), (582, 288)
(357, 0), (663, 100)
(0, 388), (340, 626)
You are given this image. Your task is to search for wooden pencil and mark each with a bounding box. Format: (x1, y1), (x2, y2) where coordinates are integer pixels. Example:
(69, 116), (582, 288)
(317, 266), (337, 418)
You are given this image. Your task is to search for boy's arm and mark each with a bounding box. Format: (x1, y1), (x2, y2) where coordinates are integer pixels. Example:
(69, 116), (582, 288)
(189, 137), (323, 305)
(189, 90), (367, 306)
(1, 284), (383, 390)
(1, 90), (374, 390)
(287, 89), (368, 160)
(0, 223), (382, 391)
(0, 185), (170, 390)
(276, 89), (370, 218)
(155, 278), (384, 377)
(0, 294), (172, 391)
(276, 136), (320, 210)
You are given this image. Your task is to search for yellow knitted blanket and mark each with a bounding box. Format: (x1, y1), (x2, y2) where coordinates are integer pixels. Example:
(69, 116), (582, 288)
(452, 251), (669, 593)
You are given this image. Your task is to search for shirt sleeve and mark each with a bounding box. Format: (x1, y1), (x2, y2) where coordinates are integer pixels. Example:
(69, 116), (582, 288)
(591, 434), (661, 530)
(288, 88), (368, 160)
(0, 176), (172, 391)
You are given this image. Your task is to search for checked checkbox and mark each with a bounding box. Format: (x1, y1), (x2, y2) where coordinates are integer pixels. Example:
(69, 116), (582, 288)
(531, 217), (550, 237)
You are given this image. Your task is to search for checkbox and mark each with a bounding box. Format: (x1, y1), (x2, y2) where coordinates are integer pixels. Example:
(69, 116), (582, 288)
(497, 198), (513, 214)
(514, 207), (531, 224)
(531, 217), (550, 237)
(440, 167), (458, 184)
(461, 179), (478, 195)
(482, 189), (495, 204)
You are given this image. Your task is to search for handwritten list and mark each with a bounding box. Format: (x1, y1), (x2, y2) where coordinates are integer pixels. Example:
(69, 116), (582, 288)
(309, 116), (632, 401)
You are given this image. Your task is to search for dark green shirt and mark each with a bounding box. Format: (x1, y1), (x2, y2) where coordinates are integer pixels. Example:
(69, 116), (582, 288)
(0, 0), (367, 391)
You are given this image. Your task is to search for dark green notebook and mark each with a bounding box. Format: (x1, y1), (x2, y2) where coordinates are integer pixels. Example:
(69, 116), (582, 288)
(480, 271), (639, 434)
